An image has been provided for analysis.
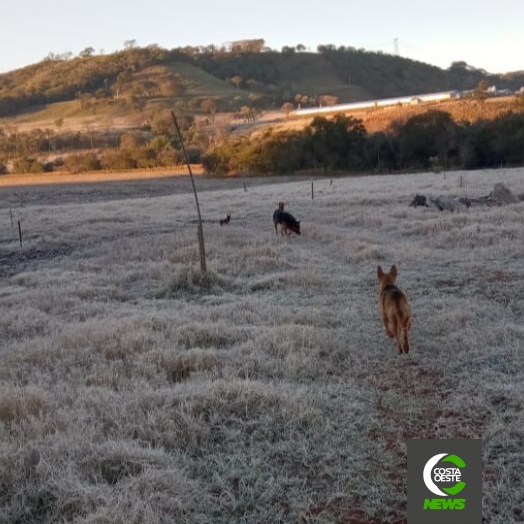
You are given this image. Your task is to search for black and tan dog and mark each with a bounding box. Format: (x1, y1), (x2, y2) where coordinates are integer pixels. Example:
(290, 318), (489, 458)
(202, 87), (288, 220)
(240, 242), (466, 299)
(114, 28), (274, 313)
(279, 212), (301, 236)
(377, 265), (412, 354)
(273, 202), (301, 236)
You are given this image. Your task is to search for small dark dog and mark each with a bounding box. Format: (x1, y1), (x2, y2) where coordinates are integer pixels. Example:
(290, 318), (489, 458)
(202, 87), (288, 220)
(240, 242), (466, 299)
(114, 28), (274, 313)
(272, 201), (285, 234)
(219, 214), (231, 226)
(277, 211), (301, 236)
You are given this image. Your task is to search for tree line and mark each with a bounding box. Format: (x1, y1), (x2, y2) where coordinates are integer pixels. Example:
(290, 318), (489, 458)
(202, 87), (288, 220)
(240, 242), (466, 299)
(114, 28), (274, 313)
(1, 108), (523, 176)
(202, 110), (524, 175)
(0, 112), (197, 175)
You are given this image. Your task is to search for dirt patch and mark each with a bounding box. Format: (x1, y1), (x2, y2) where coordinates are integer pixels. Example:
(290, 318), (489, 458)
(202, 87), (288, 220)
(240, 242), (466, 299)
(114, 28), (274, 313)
(0, 173), (315, 208)
(0, 243), (75, 278)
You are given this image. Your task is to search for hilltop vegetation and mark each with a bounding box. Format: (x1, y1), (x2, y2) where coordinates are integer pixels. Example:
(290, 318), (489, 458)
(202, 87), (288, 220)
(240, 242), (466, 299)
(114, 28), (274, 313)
(3, 40), (524, 119)
(1, 40), (524, 176)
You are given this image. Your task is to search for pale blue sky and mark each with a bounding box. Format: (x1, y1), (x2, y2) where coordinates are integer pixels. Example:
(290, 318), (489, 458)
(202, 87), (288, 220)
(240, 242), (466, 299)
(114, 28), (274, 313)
(2, 0), (522, 74)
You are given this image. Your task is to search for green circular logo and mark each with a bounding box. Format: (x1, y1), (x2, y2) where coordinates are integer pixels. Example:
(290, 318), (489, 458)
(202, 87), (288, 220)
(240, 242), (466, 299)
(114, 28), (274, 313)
(423, 453), (466, 496)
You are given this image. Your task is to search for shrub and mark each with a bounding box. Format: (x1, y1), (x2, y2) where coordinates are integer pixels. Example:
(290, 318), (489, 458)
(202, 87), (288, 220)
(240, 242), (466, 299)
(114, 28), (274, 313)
(63, 153), (101, 174)
(12, 157), (45, 174)
(99, 149), (136, 171)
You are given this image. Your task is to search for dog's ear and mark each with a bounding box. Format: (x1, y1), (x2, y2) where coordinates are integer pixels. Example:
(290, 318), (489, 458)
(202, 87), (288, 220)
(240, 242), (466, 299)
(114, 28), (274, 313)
(390, 265), (397, 278)
(377, 266), (384, 278)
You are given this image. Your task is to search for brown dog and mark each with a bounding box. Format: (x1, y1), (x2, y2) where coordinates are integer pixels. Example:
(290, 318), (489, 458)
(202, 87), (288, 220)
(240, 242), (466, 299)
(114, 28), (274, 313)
(377, 265), (412, 354)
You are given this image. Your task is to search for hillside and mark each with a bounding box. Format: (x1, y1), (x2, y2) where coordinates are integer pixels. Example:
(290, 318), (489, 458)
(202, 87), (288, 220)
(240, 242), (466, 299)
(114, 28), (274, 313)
(1, 43), (524, 177)
(159, 62), (240, 98)
(244, 97), (524, 137)
(3, 43), (523, 124)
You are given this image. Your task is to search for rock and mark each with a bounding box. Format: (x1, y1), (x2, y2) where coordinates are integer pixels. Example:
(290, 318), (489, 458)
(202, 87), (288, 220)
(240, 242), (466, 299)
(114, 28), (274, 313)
(490, 183), (519, 205)
(430, 195), (467, 212)
(408, 183), (520, 212)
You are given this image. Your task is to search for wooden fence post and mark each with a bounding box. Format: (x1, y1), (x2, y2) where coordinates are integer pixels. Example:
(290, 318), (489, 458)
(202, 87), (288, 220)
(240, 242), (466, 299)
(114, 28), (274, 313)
(171, 111), (207, 274)
(18, 220), (22, 253)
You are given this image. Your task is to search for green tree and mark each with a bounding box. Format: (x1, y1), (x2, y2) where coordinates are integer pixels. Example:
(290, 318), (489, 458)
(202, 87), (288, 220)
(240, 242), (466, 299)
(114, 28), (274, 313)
(394, 110), (458, 168)
(308, 114), (367, 170)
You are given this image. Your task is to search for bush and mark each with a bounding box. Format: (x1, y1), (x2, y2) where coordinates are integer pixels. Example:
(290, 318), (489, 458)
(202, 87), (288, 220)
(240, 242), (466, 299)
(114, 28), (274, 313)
(99, 150), (136, 171)
(12, 157), (45, 174)
(63, 153), (101, 174)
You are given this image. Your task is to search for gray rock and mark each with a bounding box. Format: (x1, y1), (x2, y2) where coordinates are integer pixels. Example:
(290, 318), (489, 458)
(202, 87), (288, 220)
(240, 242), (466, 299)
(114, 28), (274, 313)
(490, 183), (520, 205)
(430, 195), (467, 212)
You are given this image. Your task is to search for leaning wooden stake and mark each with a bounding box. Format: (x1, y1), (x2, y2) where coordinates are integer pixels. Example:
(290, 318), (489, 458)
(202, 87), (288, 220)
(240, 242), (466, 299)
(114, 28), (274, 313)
(18, 220), (22, 253)
(171, 111), (207, 274)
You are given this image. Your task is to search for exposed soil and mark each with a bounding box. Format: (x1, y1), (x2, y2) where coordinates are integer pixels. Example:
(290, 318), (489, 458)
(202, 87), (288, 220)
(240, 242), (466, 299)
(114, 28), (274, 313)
(0, 173), (315, 209)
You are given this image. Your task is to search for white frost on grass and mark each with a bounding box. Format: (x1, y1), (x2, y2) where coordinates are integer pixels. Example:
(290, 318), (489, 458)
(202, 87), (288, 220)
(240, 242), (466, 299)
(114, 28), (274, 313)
(1, 167), (523, 522)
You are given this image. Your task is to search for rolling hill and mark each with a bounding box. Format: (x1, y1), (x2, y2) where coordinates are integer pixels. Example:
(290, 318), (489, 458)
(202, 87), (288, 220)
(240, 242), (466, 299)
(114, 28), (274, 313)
(0, 43), (523, 177)
(3, 43), (522, 125)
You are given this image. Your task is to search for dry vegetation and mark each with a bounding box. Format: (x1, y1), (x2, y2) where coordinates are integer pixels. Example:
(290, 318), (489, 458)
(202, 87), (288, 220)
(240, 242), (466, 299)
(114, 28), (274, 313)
(1, 168), (524, 523)
(7, 95), (520, 141)
(360, 96), (524, 134)
(249, 97), (524, 137)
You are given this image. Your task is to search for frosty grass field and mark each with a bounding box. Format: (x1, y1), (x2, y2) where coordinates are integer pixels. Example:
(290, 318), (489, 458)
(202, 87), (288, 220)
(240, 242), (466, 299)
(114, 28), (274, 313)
(1, 168), (523, 523)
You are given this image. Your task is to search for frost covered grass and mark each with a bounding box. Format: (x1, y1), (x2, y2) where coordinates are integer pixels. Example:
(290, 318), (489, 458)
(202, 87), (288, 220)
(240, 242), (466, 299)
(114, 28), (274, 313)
(1, 168), (524, 523)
